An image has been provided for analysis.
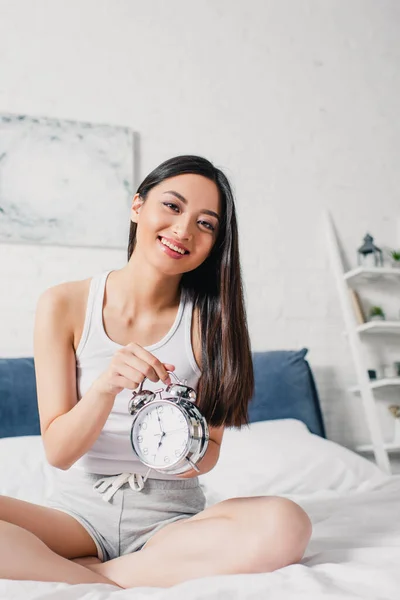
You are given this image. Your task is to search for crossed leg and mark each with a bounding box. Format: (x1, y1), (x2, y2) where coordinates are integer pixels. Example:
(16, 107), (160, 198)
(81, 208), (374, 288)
(86, 495), (312, 589)
(0, 495), (311, 588)
(0, 520), (119, 586)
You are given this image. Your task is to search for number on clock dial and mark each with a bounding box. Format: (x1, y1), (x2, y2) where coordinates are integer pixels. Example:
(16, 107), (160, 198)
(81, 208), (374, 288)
(134, 402), (189, 467)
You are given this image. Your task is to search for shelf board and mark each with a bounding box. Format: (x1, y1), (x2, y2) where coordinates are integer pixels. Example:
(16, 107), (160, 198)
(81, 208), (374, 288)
(344, 266), (400, 286)
(356, 321), (400, 334)
(356, 442), (400, 453)
(349, 377), (400, 393)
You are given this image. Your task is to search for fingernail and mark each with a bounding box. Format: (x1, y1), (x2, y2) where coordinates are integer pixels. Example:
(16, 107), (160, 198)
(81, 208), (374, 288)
(165, 377), (171, 385)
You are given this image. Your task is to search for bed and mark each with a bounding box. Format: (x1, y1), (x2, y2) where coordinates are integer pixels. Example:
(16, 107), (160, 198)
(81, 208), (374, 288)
(1, 350), (400, 599)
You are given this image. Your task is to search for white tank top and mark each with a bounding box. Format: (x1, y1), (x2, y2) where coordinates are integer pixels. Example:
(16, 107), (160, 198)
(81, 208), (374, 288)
(71, 270), (202, 478)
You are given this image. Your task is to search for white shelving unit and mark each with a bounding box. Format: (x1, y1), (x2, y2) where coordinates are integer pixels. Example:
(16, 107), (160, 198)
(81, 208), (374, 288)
(325, 211), (400, 474)
(348, 378), (400, 393)
(355, 321), (400, 335)
(344, 266), (400, 285)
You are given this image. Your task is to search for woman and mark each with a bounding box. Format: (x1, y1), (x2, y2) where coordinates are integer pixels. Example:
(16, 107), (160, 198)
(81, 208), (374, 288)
(0, 155), (311, 589)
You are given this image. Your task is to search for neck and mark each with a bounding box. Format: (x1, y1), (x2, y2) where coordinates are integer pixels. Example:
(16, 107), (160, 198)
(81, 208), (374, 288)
(108, 249), (182, 316)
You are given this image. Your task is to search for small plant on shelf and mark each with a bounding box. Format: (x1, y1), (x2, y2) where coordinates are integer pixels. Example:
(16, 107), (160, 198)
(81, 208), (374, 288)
(369, 306), (386, 321)
(388, 405), (400, 418)
(389, 249), (400, 268)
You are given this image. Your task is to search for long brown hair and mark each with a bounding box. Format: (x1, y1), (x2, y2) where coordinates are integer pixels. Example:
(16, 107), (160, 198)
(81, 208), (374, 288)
(128, 155), (253, 427)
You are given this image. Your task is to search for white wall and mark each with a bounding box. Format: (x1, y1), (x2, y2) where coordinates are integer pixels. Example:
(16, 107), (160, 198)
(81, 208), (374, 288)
(1, 0), (400, 458)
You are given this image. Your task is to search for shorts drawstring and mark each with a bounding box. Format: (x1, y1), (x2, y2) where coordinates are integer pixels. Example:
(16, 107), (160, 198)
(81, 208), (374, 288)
(93, 470), (152, 502)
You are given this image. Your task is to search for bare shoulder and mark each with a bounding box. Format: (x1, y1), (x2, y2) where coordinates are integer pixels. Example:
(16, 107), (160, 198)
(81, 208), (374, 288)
(36, 278), (91, 350)
(36, 279), (90, 317)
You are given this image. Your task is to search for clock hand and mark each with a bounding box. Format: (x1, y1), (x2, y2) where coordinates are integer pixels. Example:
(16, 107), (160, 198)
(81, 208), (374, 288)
(165, 427), (187, 434)
(156, 409), (165, 434)
(157, 432), (166, 451)
(154, 431), (165, 450)
(154, 427), (186, 437)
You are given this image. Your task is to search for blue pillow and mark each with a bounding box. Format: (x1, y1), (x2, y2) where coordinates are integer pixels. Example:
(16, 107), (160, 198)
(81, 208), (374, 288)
(248, 348), (326, 437)
(0, 350), (325, 439)
(0, 357), (40, 438)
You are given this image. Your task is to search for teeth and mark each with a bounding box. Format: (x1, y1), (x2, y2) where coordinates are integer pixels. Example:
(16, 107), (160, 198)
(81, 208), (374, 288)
(160, 237), (186, 255)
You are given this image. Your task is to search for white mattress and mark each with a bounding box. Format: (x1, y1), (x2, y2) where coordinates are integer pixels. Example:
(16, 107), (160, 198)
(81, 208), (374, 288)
(0, 420), (399, 599)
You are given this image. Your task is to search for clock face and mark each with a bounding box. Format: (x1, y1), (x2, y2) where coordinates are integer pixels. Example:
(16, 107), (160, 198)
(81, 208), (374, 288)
(131, 401), (190, 468)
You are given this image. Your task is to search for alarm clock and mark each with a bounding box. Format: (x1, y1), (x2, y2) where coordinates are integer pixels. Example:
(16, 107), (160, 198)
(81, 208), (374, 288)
(128, 371), (209, 475)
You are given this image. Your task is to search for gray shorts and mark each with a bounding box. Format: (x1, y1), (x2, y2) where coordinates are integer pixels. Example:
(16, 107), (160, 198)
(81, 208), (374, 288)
(45, 468), (206, 562)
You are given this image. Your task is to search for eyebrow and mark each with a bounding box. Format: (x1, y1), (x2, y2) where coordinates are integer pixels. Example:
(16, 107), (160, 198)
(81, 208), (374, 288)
(162, 190), (220, 221)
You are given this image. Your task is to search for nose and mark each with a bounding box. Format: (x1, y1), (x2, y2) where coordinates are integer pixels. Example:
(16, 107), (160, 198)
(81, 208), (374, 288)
(172, 215), (193, 240)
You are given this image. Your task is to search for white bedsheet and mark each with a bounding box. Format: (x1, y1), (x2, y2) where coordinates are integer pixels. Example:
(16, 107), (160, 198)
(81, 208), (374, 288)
(0, 433), (399, 599)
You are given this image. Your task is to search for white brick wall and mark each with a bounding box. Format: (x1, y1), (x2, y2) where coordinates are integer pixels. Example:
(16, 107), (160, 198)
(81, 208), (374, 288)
(1, 0), (400, 470)
(0, 243), (125, 356)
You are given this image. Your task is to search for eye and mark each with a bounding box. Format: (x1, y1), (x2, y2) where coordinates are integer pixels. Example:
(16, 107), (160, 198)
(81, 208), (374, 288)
(162, 203), (215, 232)
(163, 202), (180, 213)
(199, 220), (215, 231)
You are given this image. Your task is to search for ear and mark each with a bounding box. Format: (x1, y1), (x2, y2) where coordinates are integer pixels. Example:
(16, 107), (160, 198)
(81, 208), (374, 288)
(130, 194), (145, 223)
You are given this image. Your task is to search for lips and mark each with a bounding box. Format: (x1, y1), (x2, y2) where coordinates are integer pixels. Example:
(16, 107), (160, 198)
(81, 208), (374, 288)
(157, 236), (190, 255)
(157, 237), (189, 260)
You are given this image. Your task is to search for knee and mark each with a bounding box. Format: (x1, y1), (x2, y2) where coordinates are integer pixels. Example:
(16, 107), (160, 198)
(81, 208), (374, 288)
(0, 495), (11, 523)
(0, 519), (11, 532)
(244, 497), (312, 573)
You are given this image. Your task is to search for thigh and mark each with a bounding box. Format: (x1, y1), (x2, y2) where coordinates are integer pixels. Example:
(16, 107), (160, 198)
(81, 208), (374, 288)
(0, 494), (98, 559)
(143, 495), (301, 549)
(139, 497), (239, 552)
(188, 495), (311, 530)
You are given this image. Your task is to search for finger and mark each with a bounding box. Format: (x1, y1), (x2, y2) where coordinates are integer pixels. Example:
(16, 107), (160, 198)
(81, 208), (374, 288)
(163, 364), (175, 382)
(162, 365), (175, 385)
(117, 357), (159, 384)
(117, 348), (160, 383)
(120, 352), (172, 384)
(125, 343), (173, 384)
(113, 375), (141, 391)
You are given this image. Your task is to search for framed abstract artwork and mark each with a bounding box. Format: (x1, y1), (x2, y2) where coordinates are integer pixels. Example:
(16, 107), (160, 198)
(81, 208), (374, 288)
(0, 113), (135, 249)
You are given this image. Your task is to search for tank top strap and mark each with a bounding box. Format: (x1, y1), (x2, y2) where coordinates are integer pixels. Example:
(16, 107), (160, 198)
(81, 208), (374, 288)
(91, 270), (112, 330)
(183, 294), (202, 377)
(76, 270), (112, 357)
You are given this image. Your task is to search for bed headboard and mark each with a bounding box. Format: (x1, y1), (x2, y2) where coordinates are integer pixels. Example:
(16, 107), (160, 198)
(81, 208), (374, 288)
(0, 348), (325, 438)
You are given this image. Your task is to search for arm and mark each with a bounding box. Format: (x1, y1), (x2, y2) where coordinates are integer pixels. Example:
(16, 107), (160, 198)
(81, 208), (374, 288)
(177, 424), (224, 478)
(34, 285), (116, 470)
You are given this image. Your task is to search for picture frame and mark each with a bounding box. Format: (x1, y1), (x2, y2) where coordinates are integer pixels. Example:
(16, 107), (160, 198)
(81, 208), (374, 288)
(0, 113), (135, 249)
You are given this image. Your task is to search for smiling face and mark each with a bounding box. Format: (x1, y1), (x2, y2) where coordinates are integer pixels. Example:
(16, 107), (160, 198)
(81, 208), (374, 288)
(130, 173), (222, 274)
